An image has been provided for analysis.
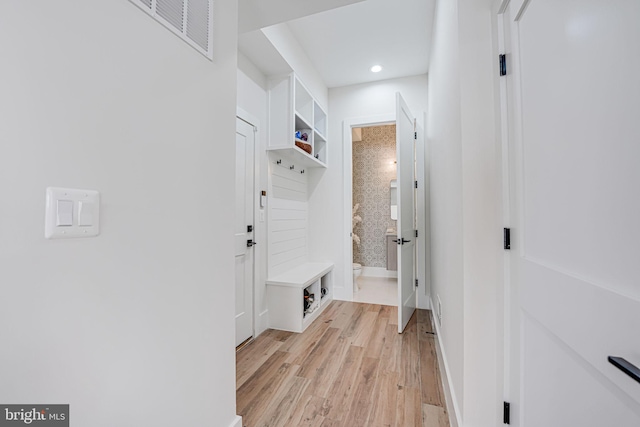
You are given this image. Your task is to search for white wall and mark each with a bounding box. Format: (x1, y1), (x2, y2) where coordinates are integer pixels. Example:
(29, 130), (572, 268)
(261, 24), (328, 109)
(427, 0), (502, 425)
(427, 0), (465, 419)
(237, 53), (270, 336)
(310, 75), (428, 303)
(459, 0), (502, 425)
(0, 2), (240, 426)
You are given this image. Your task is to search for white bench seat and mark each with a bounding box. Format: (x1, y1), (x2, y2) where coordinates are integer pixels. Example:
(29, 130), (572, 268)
(266, 262), (333, 288)
(266, 262), (334, 333)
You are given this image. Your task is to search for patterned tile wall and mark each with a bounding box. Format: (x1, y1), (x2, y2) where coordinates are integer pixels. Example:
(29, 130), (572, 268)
(353, 125), (397, 268)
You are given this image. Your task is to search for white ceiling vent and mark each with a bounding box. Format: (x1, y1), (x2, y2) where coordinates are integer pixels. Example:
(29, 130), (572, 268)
(130, 0), (213, 59)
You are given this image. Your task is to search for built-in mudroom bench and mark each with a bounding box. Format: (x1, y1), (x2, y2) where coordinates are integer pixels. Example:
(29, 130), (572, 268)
(266, 262), (333, 333)
(265, 72), (332, 334)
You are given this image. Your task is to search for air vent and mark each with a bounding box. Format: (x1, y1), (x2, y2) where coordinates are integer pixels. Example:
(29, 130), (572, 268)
(156, 0), (184, 32)
(186, 0), (210, 51)
(130, 0), (213, 59)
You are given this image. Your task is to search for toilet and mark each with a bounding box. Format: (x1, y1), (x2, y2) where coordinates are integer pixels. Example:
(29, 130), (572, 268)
(352, 263), (362, 292)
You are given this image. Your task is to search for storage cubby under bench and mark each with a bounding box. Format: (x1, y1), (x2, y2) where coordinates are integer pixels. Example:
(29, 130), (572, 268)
(266, 262), (334, 333)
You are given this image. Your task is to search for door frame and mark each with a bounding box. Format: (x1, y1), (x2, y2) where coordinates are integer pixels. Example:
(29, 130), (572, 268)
(236, 107), (261, 343)
(342, 113), (427, 308)
(495, 3), (515, 421)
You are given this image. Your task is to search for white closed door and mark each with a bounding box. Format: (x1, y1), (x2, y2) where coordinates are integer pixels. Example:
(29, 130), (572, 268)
(396, 93), (416, 333)
(503, 0), (640, 425)
(235, 117), (255, 347)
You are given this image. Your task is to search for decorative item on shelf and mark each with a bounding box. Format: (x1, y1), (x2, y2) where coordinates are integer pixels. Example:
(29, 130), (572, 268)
(321, 287), (328, 298)
(315, 154), (319, 159)
(352, 204), (362, 246)
(295, 140), (312, 155)
(295, 131), (309, 141)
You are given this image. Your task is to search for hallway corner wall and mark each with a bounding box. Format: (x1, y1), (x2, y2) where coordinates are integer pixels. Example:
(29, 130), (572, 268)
(0, 1), (239, 425)
(459, 0), (502, 425)
(427, 0), (465, 421)
(427, 0), (503, 425)
(237, 52), (270, 336)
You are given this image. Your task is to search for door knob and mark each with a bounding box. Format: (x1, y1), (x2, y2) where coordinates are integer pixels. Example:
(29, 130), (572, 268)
(246, 239), (257, 247)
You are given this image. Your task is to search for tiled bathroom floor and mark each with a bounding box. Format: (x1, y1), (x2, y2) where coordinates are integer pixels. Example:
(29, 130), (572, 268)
(353, 276), (398, 306)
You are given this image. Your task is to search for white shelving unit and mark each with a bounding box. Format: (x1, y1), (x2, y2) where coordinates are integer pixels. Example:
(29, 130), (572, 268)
(266, 262), (334, 333)
(268, 73), (328, 168)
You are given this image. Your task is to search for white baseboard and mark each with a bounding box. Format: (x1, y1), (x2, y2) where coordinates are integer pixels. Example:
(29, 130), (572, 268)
(333, 285), (350, 301)
(417, 293), (431, 310)
(430, 297), (462, 427)
(361, 266), (398, 278)
(228, 415), (242, 427)
(256, 309), (269, 336)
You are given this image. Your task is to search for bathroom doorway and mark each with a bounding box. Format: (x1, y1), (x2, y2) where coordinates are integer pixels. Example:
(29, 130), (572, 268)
(351, 124), (398, 306)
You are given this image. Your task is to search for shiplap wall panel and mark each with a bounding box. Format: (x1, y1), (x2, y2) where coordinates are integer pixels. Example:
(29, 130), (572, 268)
(273, 229), (306, 241)
(270, 249), (307, 273)
(271, 238), (306, 255)
(271, 162), (307, 202)
(271, 206), (306, 221)
(268, 158), (309, 277)
(271, 174), (307, 195)
(270, 219), (306, 232)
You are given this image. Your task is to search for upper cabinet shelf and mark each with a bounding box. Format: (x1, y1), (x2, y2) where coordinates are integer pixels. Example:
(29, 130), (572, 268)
(268, 73), (328, 168)
(313, 102), (327, 138)
(295, 78), (314, 126)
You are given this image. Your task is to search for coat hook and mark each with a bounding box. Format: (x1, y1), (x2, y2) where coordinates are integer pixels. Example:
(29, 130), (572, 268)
(290, 165), (295, 170)
(300, 169), (305, 174)
(276, 159), (281, 165)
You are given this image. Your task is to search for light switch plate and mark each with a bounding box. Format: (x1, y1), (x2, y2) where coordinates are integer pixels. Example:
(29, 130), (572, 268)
(45, 187), (100, 239)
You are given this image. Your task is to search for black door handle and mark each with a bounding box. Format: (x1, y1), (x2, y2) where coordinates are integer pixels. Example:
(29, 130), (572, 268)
(246, 240), (257, 248)
(608, 356), (640, 384)
(400, 238), (411, 245)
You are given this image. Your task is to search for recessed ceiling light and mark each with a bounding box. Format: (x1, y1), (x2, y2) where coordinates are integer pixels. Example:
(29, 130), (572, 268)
(370, 65), (382, 73)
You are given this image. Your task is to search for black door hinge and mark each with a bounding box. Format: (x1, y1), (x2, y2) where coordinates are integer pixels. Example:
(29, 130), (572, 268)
(415, 279), (419, 287)
(415, 181), (418, 189)
(415, 230), (418, 238)
(499, 54), (507, 76)
(503, 228), (511, 250)
(503, 401), (510, 424)
(414, 131), (417, 139)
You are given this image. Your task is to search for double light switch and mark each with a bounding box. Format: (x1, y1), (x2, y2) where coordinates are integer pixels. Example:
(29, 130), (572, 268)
(45, 187), (100, 239)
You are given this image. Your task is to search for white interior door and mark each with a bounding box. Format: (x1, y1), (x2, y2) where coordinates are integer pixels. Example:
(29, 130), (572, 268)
(396, 93), (416, 333)
(503, 1), (640, 425)
(235, 117), (255, 347)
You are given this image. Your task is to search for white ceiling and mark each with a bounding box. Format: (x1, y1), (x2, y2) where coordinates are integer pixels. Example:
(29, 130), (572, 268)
(238, 0), (367, 34)
(286, 0), (436, 88)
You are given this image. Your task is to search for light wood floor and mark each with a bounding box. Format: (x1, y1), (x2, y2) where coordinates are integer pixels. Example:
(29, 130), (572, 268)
(236, 300), (450, 427)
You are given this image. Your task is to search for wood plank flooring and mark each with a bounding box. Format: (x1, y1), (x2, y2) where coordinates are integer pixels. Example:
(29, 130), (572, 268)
(236, 301), (450, 427)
